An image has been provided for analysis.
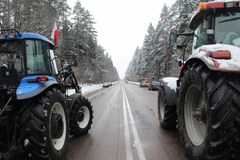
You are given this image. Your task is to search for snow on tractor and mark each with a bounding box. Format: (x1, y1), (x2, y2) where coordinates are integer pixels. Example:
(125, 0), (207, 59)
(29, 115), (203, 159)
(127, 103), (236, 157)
(158, 1), (240, 159)
(0, 29), (93, 160)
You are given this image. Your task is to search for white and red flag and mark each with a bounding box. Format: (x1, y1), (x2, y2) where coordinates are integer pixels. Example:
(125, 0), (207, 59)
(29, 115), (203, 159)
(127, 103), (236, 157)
(51, 21), (60, 45)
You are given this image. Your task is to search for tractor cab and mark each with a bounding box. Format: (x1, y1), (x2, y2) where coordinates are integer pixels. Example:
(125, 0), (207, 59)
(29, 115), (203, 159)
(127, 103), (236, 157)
(0, 29), (58, 89)
(190, 1), (240, 49)
(170, 1), (240, 50)
(169, 0), (240, 70)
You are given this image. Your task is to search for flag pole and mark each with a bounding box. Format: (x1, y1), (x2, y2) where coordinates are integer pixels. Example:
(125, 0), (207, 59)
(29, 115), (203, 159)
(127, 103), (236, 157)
(51, 21), (63, 69)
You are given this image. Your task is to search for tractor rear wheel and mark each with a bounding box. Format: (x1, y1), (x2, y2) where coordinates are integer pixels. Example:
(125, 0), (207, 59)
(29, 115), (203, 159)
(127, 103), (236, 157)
(178, 64), (240, 160)
(19, 88), (69, 160)
(70, 96), (93, 137)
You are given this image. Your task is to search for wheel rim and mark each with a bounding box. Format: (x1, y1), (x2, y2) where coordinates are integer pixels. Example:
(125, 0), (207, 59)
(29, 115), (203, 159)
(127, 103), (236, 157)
(185, 85), (207, 146)
(77, 106), (90, 128)
(50, 102), (67, 150)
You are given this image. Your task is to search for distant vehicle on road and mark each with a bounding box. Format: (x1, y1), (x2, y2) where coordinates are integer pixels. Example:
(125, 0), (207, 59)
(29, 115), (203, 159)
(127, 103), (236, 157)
(148, 81), (160, 90)
(103, 82), (110, 88)
(139, 81), (150, 87)
(139, 77), (150, 87)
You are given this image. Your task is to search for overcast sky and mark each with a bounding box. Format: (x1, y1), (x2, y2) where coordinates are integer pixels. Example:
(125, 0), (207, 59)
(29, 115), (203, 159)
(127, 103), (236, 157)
(67, 0), (176, 79)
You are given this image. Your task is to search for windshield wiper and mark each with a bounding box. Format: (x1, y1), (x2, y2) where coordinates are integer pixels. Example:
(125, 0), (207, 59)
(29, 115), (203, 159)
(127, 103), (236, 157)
(219, 17), (240, 23)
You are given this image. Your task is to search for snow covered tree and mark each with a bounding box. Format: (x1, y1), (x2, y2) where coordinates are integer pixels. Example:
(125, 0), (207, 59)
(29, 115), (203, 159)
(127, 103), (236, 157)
(126, 0), (202, 81)
(0, 0), (120, 83)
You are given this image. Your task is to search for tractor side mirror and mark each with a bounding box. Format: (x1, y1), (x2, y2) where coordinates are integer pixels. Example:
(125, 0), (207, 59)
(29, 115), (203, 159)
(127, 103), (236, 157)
(178, 60), (183, 67)
(169, 29), (178, 42)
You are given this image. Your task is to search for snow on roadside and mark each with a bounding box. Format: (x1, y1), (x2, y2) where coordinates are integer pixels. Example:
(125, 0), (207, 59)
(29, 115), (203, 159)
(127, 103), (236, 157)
(66, 81), (120, 96)
(127, 81), (140, 85)
(66, 83), (102, 96)
(80, 84), (102, 95)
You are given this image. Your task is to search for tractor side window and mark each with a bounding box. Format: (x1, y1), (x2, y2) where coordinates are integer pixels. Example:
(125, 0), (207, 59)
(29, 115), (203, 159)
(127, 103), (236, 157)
(26, 40), (52, 74)
(0, 41), (25, 75)
(193, 22), (208, 50)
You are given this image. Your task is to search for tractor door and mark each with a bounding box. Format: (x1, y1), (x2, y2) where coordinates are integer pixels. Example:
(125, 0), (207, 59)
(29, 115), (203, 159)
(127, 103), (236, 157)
(192, 21), (208, 50)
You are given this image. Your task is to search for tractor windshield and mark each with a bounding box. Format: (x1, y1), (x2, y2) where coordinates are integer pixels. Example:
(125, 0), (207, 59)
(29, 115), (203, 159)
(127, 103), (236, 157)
(215, 10), (240, 46)
(0, 40), (24, 74)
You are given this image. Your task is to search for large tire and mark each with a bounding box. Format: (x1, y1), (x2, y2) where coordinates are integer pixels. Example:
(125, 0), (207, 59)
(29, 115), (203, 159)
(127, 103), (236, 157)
(19, 88), (69, 160)
(158, 81), (177, 130)
(70, 96), (93, 137)
(178, 64), (240, 160)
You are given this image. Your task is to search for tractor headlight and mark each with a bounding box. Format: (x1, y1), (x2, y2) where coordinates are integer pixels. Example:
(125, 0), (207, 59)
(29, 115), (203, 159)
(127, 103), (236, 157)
(8, 30), (16, 38)
(0, 29), (19, 39)
(0, 31), (5, 39)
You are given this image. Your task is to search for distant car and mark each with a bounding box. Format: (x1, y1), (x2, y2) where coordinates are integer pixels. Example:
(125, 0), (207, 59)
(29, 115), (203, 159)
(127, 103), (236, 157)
(103, 82), (110, 88)
(148, 81), (160, 90)
(140, 81), (150, 87)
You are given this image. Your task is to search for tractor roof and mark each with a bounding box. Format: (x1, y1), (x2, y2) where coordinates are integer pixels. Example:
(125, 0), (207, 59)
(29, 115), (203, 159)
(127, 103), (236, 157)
(0, 30), (54, 46)
(18, 32), (54, 45)
(189, 0), (240, 30)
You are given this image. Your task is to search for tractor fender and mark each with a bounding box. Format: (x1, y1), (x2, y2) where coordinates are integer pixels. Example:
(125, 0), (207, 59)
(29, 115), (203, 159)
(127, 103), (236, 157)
(16, 75), (60, 100)
(159, 77), (178, 106)
(179, 57), (213, 78)
(180, 44), (240, 78)
(66, 93), (82, 112)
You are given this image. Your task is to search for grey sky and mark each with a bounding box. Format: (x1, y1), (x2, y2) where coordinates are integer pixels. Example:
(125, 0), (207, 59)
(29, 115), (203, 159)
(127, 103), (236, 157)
(68, 0), (176, 79)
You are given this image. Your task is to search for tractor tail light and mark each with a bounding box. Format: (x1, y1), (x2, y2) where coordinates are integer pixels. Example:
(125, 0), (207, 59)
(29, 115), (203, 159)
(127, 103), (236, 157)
(208, 50), (231, 59)
(36, 76), (48, 82)
(27, 76), (49, 83)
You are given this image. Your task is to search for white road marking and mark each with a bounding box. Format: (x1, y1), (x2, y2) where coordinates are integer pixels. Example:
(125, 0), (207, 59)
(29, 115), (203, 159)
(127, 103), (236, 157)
(122, 86), (147, 160)
(122, 87), (134, 160)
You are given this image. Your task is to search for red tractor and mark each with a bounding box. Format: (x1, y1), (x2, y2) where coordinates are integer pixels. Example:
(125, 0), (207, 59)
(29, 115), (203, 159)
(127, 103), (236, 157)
(158, 1), (240, 159)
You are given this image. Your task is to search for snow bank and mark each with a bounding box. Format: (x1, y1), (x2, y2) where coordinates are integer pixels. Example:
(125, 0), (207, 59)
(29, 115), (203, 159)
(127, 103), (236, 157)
(127, 81), (140, 85)
(80, 84), (102, 95)
(66, 83), (102, 96)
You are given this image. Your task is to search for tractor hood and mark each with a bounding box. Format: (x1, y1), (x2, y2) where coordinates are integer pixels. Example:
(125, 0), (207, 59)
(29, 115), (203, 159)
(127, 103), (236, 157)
(190, 44), (240, 72)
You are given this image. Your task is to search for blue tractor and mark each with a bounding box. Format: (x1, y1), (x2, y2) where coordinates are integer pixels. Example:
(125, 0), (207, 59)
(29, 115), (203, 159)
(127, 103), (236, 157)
(0, 29), (93, 159)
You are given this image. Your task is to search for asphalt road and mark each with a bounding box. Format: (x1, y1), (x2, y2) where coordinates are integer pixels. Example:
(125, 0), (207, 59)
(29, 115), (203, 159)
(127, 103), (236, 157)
(67, 81), (187, 160)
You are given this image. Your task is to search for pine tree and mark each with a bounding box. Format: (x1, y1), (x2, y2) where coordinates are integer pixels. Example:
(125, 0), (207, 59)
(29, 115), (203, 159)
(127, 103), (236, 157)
(125, 0), (202, 81)
(0, 0), (120, 83)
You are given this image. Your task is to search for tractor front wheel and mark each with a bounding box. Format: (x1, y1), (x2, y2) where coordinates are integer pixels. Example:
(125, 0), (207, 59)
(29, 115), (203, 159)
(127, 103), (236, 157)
(158, 85), (177, 130)
(70, 96), (93, 137)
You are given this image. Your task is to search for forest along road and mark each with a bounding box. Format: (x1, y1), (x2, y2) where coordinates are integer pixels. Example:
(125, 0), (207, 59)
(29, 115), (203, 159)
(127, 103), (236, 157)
(66, 81), (187, 160)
